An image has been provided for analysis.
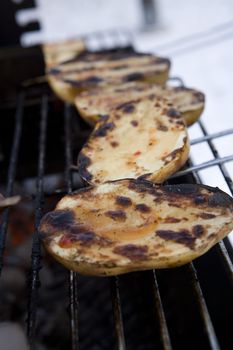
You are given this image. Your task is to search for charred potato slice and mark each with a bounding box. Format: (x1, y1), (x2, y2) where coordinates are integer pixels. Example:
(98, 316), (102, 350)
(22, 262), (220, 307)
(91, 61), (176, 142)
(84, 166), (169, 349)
(42, 38), (85, 67)
(75, 82), (205, 126)
(47, 51), (170, 103)
(78, 97), (189, 185)
(39, 180), (233, 276)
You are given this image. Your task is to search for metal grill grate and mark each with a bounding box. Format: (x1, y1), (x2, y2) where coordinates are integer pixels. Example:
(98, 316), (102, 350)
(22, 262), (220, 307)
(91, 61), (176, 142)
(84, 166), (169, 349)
(0, 35), (233, 348)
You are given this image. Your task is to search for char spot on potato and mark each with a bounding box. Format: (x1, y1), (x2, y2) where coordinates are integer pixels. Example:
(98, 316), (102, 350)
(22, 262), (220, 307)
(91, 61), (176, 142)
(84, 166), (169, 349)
(116, 196), (132, 207)
(164, 184), (199, 195)
(49, 68), (61, 75)
(100, 114), (109, 122)
(110, 141), (119, 148)
(148, 94), (156, 100)
(93, 122), (115, 137)
(156, 229), (196, 249)
(40, 209), (75, 233)
(164, 217), (181, 223)
(128, 179), (155, 193)
(157, 123), (168, 132)
(193, 91), (205, 103)
(105, 210), (127, 221)
(192, 225), (205, 237)
(123, 72), (144, 82)
(166, 108), (180, 118)
(113, 244), (148, 261)
(154, 57), (170, 66)
(78, 152), (93, 181)
(208, 192), (233, 208)
(131, 120), (138, 127)
(83, 76), (103, 84)
(135, 203), (151, 213)
(116, 102), (135, 113)
(199, 212), (216, 219)
(59, 230), (96, 247)
(194, 196), (206, 205)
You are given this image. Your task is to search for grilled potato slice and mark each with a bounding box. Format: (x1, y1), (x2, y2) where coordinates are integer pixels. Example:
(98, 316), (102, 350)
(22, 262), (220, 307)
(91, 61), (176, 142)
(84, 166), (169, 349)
(47, 51), (170, 103)
(75, 82), (205, 126)
(39, 180), (233, 276)
(42, 38), (85, 67)
(78, 97), (189, 185)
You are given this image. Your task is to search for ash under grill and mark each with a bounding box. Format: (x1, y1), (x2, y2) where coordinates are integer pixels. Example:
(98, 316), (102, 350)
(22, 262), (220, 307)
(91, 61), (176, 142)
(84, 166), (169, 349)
(0, 44), (233, 350)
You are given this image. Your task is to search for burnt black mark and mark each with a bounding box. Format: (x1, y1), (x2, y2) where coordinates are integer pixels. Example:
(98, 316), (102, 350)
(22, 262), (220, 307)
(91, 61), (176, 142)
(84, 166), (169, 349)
(193, 91), (205, 103)
(128, 179), (155, 193)
(194, 196), (206, 205)
(116, 102), (135, 113)
(112, 65), (128, 70)
(164, 184), (199, 195)
(100, 114), (109, 122)
(110, 141), (119, 148)
(154, 57), (171, 66)
(78, 152), (93, 181)
(135, 203), (151, 213)
(199, 212), (216, 219)
(164, 217), (181, 223)
(156, 229), (196, 249)
(192, 225), (205, 238)
(105, 210), (127, 221)
(123, 72), (144, 82)
(157, 123), (168, 132)
(40, 209), (75, 233)
(116, 196), (132, 207)
(166, 108), (180, 118)
(93, 122), (115, 137)
(82, 76), (103, 84)
(208, 192), (233, 208)
(49, 68), (61, 75)
(113, 244), (148, 261)
(131, 120), (138, 127)
(59, 230), (96, 247)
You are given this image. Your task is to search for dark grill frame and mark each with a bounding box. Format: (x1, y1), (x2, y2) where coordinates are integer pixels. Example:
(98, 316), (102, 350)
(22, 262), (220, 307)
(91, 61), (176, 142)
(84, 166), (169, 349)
(0, 47), (233, 350)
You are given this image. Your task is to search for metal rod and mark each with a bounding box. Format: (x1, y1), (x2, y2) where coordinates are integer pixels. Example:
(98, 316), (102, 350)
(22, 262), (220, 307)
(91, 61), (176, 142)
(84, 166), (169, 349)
(197, 121), (233, 284)
(187, 263), (220, 350)
(152, 270), (172, 350)
(64, 103), (79, 350)
(171, 154), (233, 179)
(27, 95), (48, 348)
(0, 93), (24, 274)
(190, 127), (233, 146)
(110, 277), (126, 350)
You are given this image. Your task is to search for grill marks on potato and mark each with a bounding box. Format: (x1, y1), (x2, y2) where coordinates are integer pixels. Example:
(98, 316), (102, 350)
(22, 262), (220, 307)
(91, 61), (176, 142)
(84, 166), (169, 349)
(78, 97), (189, 184)
(47, 51), (170, 103)
(39, 180), (233, 276)
(75, 82), (205, 126)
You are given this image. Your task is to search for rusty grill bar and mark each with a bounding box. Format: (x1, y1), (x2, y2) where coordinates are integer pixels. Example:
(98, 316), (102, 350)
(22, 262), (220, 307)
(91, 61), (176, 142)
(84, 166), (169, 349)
(0, 39), (232, 347)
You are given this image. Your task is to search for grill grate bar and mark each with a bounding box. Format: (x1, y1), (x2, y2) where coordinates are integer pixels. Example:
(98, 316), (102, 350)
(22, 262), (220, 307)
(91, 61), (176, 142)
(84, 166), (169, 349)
(190, 127), (233, 146)
(186, 263), (220, 350)
(171, 155), (233, 179)
(64, 104), (79, 350)
(152, 270), (172, 350)
(197, 120), (233, 283)
(110, 277), (126, 350)
(0, 93), (24, 274)
(27, 95), (48, 348)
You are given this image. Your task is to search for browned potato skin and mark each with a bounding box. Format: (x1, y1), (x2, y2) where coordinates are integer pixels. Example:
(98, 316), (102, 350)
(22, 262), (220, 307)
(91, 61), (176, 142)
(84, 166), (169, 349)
(39, 180), (233, 276)
(75, 84), (205, 127)
(47, 52), (170, 103)
(78, 97), (189, 185)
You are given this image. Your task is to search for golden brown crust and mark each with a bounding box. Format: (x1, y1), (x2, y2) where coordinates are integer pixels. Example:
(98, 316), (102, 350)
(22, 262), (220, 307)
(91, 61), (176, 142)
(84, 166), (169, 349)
(78, 97), (189, 185)
(75, 83), (205, 127)
(39, 180), (233, 276)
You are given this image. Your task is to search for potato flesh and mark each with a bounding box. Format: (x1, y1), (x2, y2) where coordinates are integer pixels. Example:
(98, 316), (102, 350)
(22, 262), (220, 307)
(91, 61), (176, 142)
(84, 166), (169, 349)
(39, 180), (233, 276)
(78, 98), (189, 184)
(75, 82), (205, 126)
(43, 39), (85, 67)
(47, 52), (170, 102)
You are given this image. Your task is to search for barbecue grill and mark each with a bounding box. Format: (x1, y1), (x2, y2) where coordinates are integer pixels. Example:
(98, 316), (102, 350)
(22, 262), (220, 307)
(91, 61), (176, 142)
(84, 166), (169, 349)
(0, 30), (233, 350)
